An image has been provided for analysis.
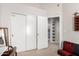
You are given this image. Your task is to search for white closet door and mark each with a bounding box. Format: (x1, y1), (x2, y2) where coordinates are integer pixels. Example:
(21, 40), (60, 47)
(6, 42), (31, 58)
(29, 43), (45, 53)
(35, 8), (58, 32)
(26, 15), (36, 50)
(11, 14), (26, 52)
(37, 16), (48, 49)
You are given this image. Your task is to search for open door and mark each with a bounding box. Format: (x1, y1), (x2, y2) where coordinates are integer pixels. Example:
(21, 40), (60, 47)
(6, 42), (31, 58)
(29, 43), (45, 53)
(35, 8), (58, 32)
(37, 16), (48, 49)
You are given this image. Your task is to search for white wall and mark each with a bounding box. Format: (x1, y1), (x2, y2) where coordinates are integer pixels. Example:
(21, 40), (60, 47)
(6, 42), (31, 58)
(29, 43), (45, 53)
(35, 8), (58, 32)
(63, 3), (79, 44)
(0, 3), (47, 45)
(42, 3), (62, 17)
(0, 4), (1, 25)
(22, 3), (63, 17)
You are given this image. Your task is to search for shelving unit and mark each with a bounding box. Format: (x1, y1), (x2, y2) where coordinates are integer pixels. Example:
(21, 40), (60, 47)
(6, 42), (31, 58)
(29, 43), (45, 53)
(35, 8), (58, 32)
(48, 17), (59, 44)
(52, 20), (56, 41)
(74, 16), (79, 31)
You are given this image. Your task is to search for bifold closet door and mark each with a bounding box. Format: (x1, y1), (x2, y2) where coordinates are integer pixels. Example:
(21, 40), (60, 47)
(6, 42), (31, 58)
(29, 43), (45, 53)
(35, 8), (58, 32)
(37, 16), (48, 49)
(26, 15), (36, 50)
(11, 14), (26, 52)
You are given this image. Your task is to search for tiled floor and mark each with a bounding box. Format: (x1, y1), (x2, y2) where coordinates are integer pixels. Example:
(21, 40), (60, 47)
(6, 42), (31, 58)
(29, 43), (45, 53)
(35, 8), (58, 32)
(17, 43), (59, 56)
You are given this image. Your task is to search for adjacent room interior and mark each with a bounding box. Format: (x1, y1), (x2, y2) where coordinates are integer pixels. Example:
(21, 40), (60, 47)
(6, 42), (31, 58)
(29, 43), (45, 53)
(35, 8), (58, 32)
(0, 3), (79, 56)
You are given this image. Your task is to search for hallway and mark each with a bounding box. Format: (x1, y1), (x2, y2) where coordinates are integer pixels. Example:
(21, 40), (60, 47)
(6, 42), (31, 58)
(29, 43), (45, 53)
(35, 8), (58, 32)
(17, 43), (59, 56)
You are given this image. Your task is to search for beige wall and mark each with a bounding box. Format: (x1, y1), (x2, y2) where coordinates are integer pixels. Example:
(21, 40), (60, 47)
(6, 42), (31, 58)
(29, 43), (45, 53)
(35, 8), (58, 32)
(46, 4), (62, 17)
(63, 3), (79, 44)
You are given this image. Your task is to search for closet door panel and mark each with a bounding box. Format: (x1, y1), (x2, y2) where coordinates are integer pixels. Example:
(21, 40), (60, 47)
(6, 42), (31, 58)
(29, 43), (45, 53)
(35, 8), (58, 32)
(37, 16), (48, 49)
(26, 15), (36, 50)
(11, 14), (26, 52)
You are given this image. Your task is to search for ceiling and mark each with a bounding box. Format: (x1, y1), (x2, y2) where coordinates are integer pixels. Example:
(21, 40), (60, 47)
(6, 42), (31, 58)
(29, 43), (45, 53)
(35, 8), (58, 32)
(23, 3), (61, 9)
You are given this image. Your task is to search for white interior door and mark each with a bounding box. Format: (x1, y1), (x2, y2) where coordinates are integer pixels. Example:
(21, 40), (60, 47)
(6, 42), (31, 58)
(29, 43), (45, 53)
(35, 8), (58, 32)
(26, 15), (36, 50)
(55, 19), (59, 43)
(37, 16), (48, 49)
(11, 13), (26, 52)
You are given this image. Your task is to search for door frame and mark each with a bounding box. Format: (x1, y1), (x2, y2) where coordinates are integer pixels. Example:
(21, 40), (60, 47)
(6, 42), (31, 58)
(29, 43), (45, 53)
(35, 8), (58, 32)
(48, 15), (62, 48)
(36, 16), (38, 50)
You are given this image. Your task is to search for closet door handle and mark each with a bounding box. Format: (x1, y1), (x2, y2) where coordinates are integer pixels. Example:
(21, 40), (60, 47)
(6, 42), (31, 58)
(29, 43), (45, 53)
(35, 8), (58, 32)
(12, 34), (14, 37)
(37, 33), (39, 36)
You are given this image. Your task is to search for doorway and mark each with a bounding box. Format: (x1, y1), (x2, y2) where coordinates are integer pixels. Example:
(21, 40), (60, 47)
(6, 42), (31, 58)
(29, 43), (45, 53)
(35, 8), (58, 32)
(48, 17), (60, 46)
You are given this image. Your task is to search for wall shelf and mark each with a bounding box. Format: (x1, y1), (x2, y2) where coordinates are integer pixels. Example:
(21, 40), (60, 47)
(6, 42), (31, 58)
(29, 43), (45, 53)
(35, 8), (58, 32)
(74, 16), (79, 31)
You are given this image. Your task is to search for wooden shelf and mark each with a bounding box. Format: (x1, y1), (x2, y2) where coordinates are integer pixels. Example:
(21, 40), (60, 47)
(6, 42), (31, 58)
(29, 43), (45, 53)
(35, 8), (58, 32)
(74, 16), (79, 31)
